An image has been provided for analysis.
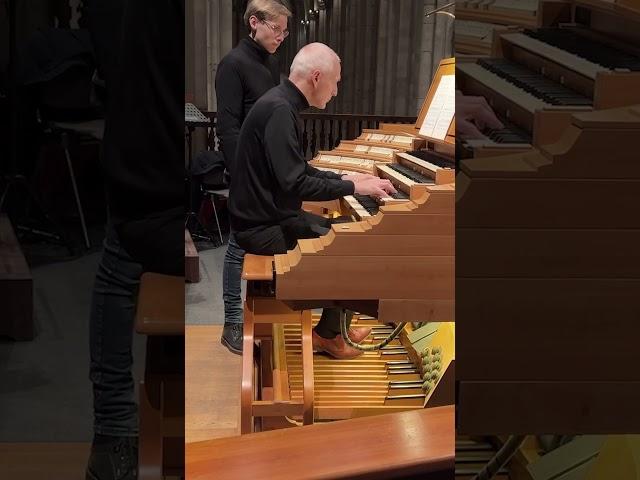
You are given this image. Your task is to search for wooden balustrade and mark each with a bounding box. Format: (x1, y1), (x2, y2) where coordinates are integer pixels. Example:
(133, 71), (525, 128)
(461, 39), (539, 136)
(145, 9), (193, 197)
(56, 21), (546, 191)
(201, 112), (416, 159)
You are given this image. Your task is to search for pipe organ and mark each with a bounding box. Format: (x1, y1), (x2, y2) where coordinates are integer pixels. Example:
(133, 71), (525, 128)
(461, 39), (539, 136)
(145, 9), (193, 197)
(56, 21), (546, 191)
(239, 59), (456, 437)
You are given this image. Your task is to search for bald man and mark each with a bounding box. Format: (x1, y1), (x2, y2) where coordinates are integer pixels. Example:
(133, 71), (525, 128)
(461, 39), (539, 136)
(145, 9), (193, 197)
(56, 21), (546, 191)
(229, 43), (396, 359)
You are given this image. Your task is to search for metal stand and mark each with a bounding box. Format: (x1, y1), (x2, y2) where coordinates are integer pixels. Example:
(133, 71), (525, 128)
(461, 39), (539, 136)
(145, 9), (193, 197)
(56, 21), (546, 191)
(184, 104), (219, 244)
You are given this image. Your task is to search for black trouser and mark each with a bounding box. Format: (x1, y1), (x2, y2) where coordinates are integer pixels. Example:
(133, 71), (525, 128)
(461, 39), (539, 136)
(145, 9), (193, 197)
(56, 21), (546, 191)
(89, 207), (183, 437)
(235, 211), (351, 339)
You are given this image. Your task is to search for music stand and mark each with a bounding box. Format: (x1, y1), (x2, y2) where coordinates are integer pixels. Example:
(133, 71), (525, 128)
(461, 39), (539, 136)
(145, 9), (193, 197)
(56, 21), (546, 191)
(184, 103), (217, 244)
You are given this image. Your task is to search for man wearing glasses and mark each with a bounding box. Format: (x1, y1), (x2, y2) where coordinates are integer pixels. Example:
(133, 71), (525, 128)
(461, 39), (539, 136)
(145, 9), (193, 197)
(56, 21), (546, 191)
(216, 0), (292, 354)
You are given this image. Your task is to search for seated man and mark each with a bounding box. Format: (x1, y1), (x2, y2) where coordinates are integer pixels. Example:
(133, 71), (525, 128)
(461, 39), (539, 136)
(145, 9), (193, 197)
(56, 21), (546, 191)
(229, 42), (396, 359)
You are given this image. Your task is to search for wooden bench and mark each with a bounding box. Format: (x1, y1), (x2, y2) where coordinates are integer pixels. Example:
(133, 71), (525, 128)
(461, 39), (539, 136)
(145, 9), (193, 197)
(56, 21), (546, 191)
(186, 405), (455, 479)
(134, 272), (184, 479)
(0, 215), (34, 340)
(241, 254), (315, 433)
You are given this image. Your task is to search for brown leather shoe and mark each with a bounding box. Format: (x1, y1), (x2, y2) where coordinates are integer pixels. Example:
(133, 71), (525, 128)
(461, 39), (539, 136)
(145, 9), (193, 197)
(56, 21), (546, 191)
(348, 327), (371, 344)
(312, 330), (363, 359)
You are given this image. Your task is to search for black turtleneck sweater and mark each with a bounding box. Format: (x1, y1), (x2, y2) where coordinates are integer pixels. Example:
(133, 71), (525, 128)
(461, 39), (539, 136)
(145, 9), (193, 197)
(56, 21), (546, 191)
(100, 0), (184, 220)
(229, 79), (355, 232)
(215, 37), (280, 177)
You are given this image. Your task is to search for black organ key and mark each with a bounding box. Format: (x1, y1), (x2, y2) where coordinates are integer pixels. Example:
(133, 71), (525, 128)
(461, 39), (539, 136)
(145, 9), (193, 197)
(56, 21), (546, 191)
(387, 164), (435, 184)
(477, 58), (592, 106)
(523, 28), (640, 71)
(353, 194), (380, 215)
(405, 150), (454, 169)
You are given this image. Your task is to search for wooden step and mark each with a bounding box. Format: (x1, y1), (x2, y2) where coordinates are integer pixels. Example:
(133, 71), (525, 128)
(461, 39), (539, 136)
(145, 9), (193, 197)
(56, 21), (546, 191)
(0, 215), (33, 340)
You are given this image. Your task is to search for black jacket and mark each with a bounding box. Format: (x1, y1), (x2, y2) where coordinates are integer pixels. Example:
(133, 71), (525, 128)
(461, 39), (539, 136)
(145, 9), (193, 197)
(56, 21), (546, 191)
(215, 37), (280, 177)
(99, 0), (184, 220)
(229, 79), (355, 232)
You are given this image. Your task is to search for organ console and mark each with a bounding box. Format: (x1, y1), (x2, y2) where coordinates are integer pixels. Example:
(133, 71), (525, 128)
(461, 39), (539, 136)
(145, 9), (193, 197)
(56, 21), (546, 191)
(456, 0), (543, 55)
(239, 58), (456, 435)
(456, 104), (640, 433)
(457, 0), (640, 157)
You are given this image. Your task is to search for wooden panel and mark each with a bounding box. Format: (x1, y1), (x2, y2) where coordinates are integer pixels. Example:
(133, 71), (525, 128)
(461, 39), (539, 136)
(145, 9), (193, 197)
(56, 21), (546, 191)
(135, 273), (185, 336)
(276, 256), (454, 301)
(242, 254), (273, 281)
(0, 443), (91, 480)
(456, 175), (640, 229)
(378, 299), (454, 323)
(456, 278), (640, 381)
(457, 229), (640, 277)
(0, 214), (33, 340)
(458, 381), (640, 434)
(306, 233), (454, 256)
(186, 406), (454, 480)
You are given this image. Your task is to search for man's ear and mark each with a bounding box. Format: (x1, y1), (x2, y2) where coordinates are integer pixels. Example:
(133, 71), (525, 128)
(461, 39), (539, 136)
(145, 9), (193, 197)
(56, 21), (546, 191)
(312, 70), (321, 87)
(249, 15), (259, 32)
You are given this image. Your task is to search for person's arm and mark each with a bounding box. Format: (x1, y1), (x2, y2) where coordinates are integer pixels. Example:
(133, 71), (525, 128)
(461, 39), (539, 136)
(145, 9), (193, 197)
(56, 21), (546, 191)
(266, 107), (355, 201)
(456, 90), (503, 139)
(215, 59), (244, 172)
(305, 162), (344, 180)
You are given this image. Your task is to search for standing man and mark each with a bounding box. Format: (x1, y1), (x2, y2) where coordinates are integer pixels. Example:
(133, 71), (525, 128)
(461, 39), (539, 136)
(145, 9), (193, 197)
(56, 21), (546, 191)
(230, 43), (397, 359)
(216, 0), (292, 354)
(85, 1), (184, 479)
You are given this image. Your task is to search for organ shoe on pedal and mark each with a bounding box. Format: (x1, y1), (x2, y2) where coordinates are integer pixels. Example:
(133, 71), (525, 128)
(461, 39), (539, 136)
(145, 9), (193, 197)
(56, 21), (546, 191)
(348, 326), (371, 343)
(221, 322), (243, 355)
(312, 330), (363, 359)
(85, 435), (138, 480)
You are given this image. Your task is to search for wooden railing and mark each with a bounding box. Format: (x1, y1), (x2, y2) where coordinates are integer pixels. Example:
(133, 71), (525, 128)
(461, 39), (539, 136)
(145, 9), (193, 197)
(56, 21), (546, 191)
(298, 113), (417, 159)
(203, 112), (417, 159)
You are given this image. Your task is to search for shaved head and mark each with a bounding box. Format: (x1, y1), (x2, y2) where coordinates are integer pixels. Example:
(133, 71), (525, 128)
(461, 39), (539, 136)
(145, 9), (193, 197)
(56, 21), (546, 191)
(289, 43), (341, 109)
(290, 43), (341, 79)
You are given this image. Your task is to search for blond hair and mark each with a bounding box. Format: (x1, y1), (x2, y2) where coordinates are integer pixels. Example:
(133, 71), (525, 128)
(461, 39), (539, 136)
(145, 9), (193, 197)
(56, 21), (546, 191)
(244, 0), (292, 33)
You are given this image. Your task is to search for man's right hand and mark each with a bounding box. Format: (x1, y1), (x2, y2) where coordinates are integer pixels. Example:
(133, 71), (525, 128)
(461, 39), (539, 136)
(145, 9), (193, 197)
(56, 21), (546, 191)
(351, 177), (397, 197)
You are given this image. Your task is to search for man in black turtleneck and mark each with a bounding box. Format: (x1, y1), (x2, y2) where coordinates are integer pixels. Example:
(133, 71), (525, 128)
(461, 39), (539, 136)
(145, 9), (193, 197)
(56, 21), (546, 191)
(230, 43), (397, 359)
(215, 0), (292, 355)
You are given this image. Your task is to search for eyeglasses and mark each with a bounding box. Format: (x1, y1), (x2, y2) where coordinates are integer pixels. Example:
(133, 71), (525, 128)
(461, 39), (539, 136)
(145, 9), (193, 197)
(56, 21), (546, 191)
(260, 19), (289, 38)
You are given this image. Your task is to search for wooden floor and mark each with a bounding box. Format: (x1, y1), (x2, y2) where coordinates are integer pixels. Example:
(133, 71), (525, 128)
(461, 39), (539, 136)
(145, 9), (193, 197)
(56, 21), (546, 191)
(185, 324), (242, 443)
(0, 443), (91, 480)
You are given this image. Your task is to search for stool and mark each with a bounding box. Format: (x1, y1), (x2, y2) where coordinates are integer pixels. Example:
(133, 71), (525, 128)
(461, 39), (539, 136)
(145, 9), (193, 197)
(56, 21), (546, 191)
(240, 254), (315, 434)
(201, 187), (228, 245)
(50, 119), (105, 250)
(135, 272), (184, 480)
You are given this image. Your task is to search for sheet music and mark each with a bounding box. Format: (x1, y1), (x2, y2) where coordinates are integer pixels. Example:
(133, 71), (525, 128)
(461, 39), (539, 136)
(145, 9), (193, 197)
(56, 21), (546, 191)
(185, 103), (210, 123)
(419, 74), (455, 141)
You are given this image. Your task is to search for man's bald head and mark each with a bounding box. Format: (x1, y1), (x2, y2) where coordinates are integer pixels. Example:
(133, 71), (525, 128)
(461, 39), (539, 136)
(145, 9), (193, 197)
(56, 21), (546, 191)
(289, 43), (341, 109)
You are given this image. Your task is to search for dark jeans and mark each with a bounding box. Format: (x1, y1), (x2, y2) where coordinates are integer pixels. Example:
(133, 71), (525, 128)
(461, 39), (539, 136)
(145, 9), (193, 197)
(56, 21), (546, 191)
(89, 208), (183, 437)
(234, 211), (351, 339)
(222, 232), (245, 325)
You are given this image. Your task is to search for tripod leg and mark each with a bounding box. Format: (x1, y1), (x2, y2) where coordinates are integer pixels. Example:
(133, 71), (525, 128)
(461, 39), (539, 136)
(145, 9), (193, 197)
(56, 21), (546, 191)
(63, 145), (91, 250)
(211, 195), (224, 246)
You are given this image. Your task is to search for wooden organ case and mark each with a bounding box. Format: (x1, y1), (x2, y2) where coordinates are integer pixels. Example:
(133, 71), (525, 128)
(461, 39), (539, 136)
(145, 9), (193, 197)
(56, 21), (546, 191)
(239, 59), (457, 438)
(456, 104), (640, 433)
(456, 0), (640, 158)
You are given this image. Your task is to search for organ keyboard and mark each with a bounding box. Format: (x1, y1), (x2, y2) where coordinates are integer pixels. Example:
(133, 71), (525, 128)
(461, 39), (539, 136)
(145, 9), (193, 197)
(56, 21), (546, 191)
(457, 0), (640, 157)
(309, 150), (389, 175)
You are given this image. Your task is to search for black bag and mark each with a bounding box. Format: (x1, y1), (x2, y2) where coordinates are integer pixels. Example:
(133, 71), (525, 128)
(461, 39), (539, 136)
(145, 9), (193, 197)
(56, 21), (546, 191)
(191, 150), (228, 189)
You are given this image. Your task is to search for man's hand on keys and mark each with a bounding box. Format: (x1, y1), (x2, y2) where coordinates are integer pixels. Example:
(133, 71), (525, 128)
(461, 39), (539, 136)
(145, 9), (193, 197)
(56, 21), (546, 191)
(352, 177), (397, 198)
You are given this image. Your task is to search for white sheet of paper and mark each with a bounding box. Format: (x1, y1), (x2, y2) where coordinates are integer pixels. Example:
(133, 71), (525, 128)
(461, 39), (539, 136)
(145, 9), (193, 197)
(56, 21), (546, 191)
(419, 74), (455, 141)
